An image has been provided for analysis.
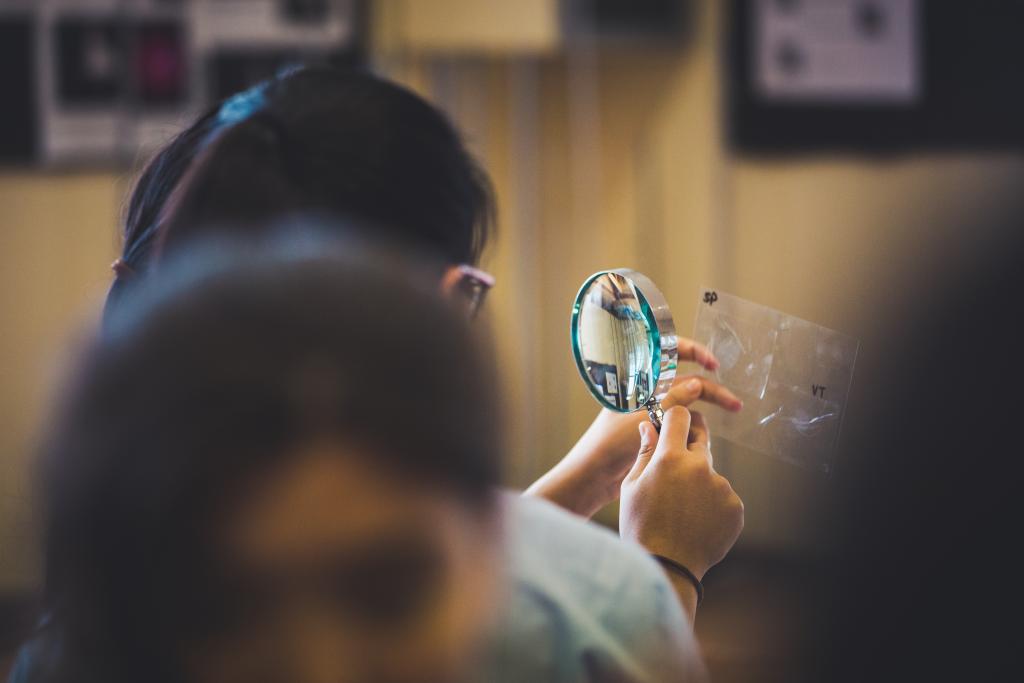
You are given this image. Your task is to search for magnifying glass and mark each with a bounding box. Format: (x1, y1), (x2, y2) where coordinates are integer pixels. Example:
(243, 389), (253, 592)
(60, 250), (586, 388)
(570, 269), (678, 430)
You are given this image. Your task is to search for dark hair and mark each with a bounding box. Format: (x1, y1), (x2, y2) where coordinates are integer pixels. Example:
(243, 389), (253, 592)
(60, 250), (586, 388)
(108, 65), (495, 313)
(37, 235), (500, 683)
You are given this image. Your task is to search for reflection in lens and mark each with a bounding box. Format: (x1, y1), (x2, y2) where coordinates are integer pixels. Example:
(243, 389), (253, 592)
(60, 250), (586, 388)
(575, 273), (654, 411)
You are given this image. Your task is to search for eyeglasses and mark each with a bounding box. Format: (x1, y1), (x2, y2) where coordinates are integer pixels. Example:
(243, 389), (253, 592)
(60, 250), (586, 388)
(454, 265), (495, 319)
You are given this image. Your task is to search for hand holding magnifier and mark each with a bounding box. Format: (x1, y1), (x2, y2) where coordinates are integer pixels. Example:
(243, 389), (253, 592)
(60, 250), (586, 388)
(570, 270), (678, 431)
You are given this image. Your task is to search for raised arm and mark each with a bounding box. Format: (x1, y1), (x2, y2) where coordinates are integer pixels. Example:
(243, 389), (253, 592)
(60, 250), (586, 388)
(525, 339), (742, 518)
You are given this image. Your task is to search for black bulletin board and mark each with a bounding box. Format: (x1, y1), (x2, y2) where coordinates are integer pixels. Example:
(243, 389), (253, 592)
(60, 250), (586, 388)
(0, 16), (37, 163)
(727, 0), (1024, 155)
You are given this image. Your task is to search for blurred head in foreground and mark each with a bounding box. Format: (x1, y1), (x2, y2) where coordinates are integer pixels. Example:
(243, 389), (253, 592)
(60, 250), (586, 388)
(37, 235), (502, 683)
(797, 190), (1024, 682)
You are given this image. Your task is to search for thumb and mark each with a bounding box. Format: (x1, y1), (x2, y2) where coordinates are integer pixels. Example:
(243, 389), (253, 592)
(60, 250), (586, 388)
(626, 421), (659, 482)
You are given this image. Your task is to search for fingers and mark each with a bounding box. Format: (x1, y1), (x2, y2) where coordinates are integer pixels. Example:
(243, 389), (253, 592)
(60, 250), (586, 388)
(626, 421), (659, 481)
(688, 411), (713, 468)
(678, 338), (719, 371)
(687, 411), (709, 448)
(653, 406), (691, 460)
(664, 376), (743, 412)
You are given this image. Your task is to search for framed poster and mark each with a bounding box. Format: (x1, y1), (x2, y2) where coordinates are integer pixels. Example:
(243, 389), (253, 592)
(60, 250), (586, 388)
(5, 0), (364, 167)
(728, 0), (1024, 154)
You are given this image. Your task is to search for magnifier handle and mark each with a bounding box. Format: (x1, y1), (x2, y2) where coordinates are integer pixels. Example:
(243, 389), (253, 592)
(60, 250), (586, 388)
(645, 400), (664, 433)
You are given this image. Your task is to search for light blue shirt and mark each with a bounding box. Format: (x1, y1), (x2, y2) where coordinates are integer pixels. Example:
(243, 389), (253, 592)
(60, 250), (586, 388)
(7, 493), (706, 683)
(483, 493), (706, 682)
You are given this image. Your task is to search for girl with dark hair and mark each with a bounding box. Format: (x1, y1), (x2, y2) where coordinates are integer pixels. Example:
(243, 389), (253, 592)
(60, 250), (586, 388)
(108, 64), (743, 526)
(12, 66), (746, 681)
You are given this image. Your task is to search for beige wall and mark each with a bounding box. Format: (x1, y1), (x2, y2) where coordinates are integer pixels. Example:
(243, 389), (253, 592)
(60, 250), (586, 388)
(2, 0), (1023, 588)
(0, 172), (124, 588)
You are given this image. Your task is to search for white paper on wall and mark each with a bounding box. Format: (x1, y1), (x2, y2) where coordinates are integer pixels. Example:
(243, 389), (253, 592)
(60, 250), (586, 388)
(753, 0), (919, 103)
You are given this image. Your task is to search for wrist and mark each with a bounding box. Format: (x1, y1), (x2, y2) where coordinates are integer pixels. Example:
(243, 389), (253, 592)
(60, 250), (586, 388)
(658, 562), (701, 622)
(529, 437), (630, 517)
(525, 460), (604, 517)
(624, 533), (710, 581)
(564, 442), (631, 508)
(651, 554), (704, 607)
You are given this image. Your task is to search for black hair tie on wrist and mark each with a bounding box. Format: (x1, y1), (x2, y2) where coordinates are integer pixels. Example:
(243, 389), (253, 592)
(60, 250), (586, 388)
(651, 554), (704, 607)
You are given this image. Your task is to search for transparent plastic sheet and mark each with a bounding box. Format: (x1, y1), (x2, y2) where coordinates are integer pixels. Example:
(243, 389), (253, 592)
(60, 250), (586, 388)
(692, 288), (859, 473)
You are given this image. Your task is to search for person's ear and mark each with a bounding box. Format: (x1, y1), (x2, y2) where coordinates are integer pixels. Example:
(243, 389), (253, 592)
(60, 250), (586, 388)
(439, 265), (464, 301)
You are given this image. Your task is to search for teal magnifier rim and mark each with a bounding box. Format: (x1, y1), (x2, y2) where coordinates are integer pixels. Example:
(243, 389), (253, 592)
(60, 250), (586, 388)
(570, 269), (666, 413)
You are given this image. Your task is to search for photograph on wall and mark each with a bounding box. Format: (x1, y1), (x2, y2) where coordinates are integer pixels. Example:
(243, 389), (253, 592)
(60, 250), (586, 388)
(56, 19), (126, 106)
